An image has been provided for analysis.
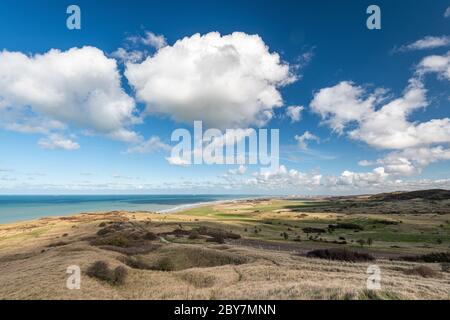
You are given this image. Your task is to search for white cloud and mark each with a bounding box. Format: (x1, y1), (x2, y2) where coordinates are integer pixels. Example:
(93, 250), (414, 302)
(310, 81), (379, 133)
(330, 167), (389, 188)
(395, 36), (450, 52)
(310, 78), (450, 150)
(127, 31), (167, 49)
(125, 32), (296, 128)
(141, 32), (167, 49)
(445, 7), (450, 18)
(110, 47), (144, 63)
(0, 46), (139, 144)
(250, 165), (322, 189)
(417, 51), (450, 81)
(38, 134), (80, 150)
(166, 156), (190, 166)
(125, 136), (171, 154)
(363, 146), (450, 176)
(358, 160), (374, 167)
(228, 165), (247, 175)
(286, 105), (304, 122)
(294, 131), (319, 150)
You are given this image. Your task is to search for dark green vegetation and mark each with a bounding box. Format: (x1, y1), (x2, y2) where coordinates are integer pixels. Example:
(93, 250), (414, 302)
(306, 248), (375, 262)
(86, 261), (128, 285)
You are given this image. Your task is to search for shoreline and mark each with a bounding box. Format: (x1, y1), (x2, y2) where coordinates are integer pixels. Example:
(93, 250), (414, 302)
(0, 195), (266, 226)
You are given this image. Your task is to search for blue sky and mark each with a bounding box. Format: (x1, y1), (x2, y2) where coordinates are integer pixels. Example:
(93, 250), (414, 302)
(0, 0), (449, 194)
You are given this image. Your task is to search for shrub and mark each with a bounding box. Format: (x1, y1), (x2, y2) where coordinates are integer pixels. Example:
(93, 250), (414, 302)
(98, 222), (107, 228)
(97, 227), (113, 236)
(302, 227), (326, 234)
(86, 261), (128, 285)
(399, 252), (450, 263)
(86, 261), (110, 281)
(328, 223), (364, 231)
(121, 256), (153, 270)
(211, 234), (225, 244)
(93, 234), (131, 247)
(152, 257), (175, 271)
(46, 241), (68, 247)
(404, 265), (438, 278)
(143, 232), (158, 240)
(306, 248), (375, 262)
(112, 266), (128, 285)
(195, 226), (241, 240)
(188, 230), (200, 240)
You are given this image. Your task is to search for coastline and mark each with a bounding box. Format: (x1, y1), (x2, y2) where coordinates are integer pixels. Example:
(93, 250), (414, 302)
(0, 195), (264, 225)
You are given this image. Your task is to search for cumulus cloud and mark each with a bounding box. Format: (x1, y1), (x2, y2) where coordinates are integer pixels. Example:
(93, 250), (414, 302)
(417, 51), (450, 81)
(310, 78), (450, 150)
(309, 81), (379, 133)
(125, 32), (296, 128)
(38, 134), (80, 150)
(294, 131), (319, 150)
(395, 36), (450, 52)
(286, 105), (304, 122)
(0, 46), (139, 144)
(362, 146), (450, 176)
(125, 136), (171, 154)
(310, 53), (450, 178)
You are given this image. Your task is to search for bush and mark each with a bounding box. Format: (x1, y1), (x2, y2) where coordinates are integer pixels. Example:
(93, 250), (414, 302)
(188, 230), (200, 240)
(86, 261), (128, 285)
(143, 232), (158, 240)
(97, 227), (113, 236)
(404, 265), (438, 278)
(306, 248), (375, 262)
(302, 227), (326, 234)
(195, 226), (241, 240)
(92, 234), (131, 247)
(328, 223), (364, 231)
(121, 256), (153, 270)
(112, 266), (128, 285)
(399, 252), (450, 263)
(152, 257), (175, 271)
(210, 234), (225, 244)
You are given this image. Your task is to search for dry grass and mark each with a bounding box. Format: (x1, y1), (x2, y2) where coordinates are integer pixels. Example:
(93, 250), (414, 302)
(0, 202), (449, 300)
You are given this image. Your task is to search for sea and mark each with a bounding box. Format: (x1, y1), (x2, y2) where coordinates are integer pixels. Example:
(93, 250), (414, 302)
(0, 194), (254, 224)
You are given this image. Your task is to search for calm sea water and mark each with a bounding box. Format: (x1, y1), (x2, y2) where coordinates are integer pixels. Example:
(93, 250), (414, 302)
(0, 194), (251, 224)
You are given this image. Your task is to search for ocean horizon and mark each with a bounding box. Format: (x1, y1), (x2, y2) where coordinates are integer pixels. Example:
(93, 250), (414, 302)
(0, 194), (257, 224)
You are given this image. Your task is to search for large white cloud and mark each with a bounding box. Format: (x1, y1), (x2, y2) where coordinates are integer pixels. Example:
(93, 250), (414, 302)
(310, 78), (450, 150)
(309, 81), (378, 133)
(0, 46), (139, 142)
(125, 32), (296, 128)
